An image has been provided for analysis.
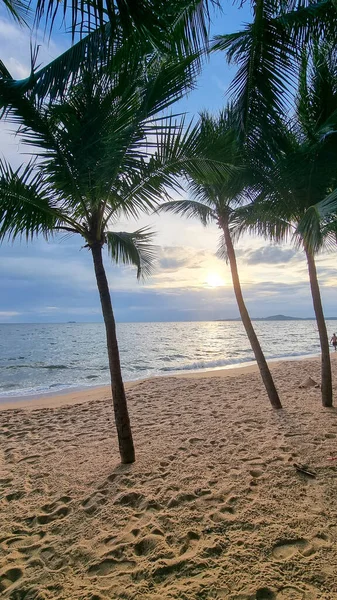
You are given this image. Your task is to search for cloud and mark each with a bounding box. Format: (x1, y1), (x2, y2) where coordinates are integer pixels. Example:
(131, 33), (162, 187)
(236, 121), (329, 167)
(159, 256), (188, 270)
(156, 246), (210, 273)
(2, 274), (337, 322)
(244, 245), (299, 265)
(157, 247), (190, 271)
(0, 311), (20, 319)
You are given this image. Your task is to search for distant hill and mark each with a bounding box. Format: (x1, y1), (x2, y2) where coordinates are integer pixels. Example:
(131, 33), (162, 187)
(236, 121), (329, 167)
(265, 314), (299, 321)
(217, 314), (337, 322)
(263, 314), (337, 321)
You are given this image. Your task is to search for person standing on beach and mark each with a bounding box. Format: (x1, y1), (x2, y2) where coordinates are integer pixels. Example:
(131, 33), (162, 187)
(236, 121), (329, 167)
(330, 333), (337, 351)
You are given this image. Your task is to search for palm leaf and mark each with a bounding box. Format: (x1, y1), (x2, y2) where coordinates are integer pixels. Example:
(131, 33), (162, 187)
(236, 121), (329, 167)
(212, 0), (337, 159)
(212, 1), (297, 155)
(216, 233), (228, 262)
(157, 199), (216, 225)
(2, 0), (30, 24)
(232, 198), (294, 245)
(277, 0), (337, 49)
(106, 227), (157, 279)
(4, 0), (218, 103)
(0, 160), (61, 241)
(34, 0), (216, 48)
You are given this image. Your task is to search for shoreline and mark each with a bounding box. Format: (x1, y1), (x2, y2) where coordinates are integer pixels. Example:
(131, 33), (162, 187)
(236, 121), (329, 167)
(0, 351), (328, 411)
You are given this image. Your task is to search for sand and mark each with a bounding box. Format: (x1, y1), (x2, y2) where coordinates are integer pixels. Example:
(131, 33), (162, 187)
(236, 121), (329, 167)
(1, 357), (337, 600)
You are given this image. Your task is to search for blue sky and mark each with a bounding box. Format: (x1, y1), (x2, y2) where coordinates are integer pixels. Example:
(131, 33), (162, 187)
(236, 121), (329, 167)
(1, 2), (337, 323)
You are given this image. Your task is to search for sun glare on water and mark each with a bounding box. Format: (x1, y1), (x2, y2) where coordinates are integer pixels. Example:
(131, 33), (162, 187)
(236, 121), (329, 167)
(206, 273), (225, 287)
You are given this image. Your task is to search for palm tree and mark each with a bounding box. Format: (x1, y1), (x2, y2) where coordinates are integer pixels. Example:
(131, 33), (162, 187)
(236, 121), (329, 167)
(0, 45), (227, 462)
(158, 110), (282, 409)
(235, 45), (337, 408)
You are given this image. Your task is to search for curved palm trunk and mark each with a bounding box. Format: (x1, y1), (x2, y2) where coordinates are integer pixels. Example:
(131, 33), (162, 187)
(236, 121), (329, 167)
(304, 245), (333, 407)
(91, 242), (135, 463)
(221, 216), (282, 409)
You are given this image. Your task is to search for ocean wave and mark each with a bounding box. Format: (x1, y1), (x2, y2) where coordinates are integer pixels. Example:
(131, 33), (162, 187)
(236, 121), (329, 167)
(0, 383), (17, 390)
(159, 350), (320, 373)
(160, 357), (249, 372)
(4, 364), (69, 370)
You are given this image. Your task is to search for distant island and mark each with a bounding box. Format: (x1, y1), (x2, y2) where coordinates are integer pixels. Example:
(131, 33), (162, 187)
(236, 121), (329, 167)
(217, 314), (337, 321)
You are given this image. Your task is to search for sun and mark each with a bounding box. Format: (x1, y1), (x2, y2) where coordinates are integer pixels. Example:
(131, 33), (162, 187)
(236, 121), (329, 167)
(206, 272), (225, 287)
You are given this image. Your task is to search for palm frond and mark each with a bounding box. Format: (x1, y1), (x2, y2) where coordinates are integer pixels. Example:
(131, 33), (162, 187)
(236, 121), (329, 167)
(34, 0), (217, 48)
(106, 227), (157, 279)
(232, 200), (293, 245)
(295, 203), (325, 252)
(16, 0), (217, 107)
(297, 42), (337, 139)
(157, 199), (216, 225)
(216, 233), (228, 262)
(212, 0), (337, 159)
(314, 186), (337, 219)
(7, 24), (124, 102)
(276, 0), (337, 50)
(2, 0), (211, 104)
(0, 160), (61, 241)
(212, 1), (296, 155)
(2, 0), (30, 24)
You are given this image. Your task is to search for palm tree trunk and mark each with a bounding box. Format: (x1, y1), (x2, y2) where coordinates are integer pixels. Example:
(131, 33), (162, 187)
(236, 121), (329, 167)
(221, 216), (282, 409)
(304, 245), (333, 407)
(91, 241), (135, 463)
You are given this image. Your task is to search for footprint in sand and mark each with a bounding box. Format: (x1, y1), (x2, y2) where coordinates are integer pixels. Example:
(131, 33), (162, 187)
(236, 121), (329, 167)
(81, 492), (107, 515)
(0, 567), (23, 593)
(5, 490), (26, 502)
(41, 496), (72, 513)
(178, 531), (200, 557)
(255, 588), (276, 600)
(38, 546), (67, 571)
(87, 557), (136, 577)
(113, 491), (145, 509)
(272, 538), (314, 560)
(276, 585), (317, 599)
(18, 454), (41, 464)
(0, 477), (13, 487)
(8, 586), (48, 600)
(167, 492), (196, 508)
(249, 469), (263, 478)
(25, 497), (73, 527)
(2, 531), (45, 552)
(187, 437), (204, 445)
(312, 533), (330, 548)
(134, 534), (160, 557)
(36, 505), (71, 525)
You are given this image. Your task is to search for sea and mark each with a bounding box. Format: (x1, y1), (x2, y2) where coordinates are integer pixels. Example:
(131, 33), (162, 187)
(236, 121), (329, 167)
(0, 320), (336, 399)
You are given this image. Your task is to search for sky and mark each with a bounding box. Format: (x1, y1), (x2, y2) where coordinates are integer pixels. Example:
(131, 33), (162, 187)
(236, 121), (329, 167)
(1, 2), (337, 323)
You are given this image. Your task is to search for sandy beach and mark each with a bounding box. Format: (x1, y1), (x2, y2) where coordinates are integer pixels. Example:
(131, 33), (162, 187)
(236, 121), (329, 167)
(1, 356), (337, 599)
